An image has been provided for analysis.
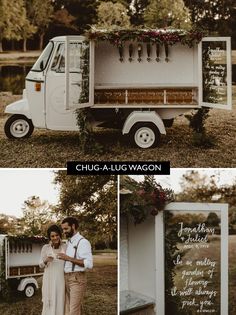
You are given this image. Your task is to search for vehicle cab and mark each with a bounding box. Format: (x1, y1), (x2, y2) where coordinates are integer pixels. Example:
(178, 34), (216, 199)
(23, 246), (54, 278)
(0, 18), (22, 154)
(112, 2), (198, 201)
(4, 36), (93, 138)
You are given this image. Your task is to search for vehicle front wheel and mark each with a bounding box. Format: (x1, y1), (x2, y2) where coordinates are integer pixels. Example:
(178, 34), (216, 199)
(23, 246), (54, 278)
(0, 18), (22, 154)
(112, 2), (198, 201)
(4, 114), (34, 139)
(129, 122), (160, 149)
(24, 284), (36, 298)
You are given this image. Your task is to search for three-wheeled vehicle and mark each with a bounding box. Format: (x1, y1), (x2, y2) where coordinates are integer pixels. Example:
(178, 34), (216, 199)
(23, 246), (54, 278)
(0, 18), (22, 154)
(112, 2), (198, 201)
(4, 29), (232, 148)
(0, 234), (46, 297)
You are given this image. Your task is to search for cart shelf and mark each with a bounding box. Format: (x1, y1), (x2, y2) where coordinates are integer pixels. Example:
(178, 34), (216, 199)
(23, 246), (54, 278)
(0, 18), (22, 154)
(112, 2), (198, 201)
(94, 87), (198, 107)
(9, 265), (43, 277)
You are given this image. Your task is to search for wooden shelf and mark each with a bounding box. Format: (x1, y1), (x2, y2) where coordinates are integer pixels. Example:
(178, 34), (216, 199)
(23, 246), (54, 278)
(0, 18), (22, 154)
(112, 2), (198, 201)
(94, 87), (198, 106)
(9, 265), (43, 276)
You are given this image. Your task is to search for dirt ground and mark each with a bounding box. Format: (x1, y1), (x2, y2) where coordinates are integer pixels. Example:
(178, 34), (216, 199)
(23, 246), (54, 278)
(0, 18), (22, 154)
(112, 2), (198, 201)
(0, 253), (117, 315)
(0, 91), (235, 167)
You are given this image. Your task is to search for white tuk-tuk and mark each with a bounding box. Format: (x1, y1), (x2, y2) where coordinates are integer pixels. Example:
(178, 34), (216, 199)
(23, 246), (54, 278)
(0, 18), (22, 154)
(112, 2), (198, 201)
(0, 234), (46, 298)
(4, 29), (232, 148)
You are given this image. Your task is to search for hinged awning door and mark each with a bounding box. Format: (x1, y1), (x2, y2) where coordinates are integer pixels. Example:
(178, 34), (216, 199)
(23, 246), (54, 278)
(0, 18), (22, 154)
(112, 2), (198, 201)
(199, 37), (232, 110)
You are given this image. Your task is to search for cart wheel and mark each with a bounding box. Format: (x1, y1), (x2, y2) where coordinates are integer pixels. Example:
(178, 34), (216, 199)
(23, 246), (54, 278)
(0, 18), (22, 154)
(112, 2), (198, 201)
(24, 284), (35, 298)
(129, 122), (160, 149)
(4, 114), (34, 139)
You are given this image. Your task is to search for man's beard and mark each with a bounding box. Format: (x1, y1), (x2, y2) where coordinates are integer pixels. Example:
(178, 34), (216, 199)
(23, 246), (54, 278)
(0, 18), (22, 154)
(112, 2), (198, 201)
(66, 229), (74, 238)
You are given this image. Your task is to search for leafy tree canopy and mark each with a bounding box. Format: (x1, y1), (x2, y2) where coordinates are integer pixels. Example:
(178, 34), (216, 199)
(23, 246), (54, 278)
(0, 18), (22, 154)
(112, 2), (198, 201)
(144, 0), (192, 29)
(95, 1), (131, 30)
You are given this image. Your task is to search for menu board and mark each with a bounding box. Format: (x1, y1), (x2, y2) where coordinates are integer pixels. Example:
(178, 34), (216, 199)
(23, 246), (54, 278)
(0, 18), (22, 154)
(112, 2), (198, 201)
(165, 210), (221, 315)
(202, 41), (228, 105)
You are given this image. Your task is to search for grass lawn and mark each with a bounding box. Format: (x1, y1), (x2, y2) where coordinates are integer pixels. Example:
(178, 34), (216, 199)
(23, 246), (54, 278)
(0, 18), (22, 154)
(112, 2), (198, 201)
(0, 253), (117, 315)
(0, 92), (236, 167)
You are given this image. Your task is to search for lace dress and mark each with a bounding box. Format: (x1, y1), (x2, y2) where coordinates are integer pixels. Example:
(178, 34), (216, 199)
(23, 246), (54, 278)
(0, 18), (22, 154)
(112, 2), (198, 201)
(39, 243), (66, 315)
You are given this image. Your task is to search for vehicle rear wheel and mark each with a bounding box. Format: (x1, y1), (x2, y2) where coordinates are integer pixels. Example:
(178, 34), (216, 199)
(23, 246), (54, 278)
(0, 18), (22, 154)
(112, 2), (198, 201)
(129, 122), (160, 148)
(4, 114), (34, 139)
(24, 284), (35, 298)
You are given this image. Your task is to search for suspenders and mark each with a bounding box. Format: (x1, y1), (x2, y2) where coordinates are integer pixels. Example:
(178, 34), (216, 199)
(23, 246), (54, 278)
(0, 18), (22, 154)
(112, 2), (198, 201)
(71, 237), (84, 272)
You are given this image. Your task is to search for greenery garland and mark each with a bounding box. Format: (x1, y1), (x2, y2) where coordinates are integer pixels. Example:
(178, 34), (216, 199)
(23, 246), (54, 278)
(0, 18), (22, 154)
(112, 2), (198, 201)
(120, 175), (174, 224)
(87, 28), (205, 47)
(7, 235), (48, 243)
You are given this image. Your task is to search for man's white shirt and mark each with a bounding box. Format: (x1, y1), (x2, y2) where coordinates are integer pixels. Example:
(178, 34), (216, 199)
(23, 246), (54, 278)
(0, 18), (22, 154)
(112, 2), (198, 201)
(64, 232), (93, 273)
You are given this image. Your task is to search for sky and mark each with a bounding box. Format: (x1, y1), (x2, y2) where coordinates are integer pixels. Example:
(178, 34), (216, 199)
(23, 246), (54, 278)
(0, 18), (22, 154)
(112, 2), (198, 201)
(130, 168), (236, 192)
(0, 169), (60, 218)
(1, 168), (235, 218)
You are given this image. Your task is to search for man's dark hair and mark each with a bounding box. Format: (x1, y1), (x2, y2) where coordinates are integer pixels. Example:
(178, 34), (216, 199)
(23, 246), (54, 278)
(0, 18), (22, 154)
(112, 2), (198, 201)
(47, 224), (62, 239)
(62, 217), (79, 229)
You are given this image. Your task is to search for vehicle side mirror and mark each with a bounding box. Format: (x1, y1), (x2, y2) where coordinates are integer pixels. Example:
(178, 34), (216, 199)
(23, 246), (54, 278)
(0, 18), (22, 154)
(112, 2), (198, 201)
(40, 60), (44, 71)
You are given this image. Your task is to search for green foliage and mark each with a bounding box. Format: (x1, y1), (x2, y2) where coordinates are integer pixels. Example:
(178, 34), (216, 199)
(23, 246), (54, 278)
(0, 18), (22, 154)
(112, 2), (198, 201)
(129, 0), (150, 26)
(54, 172), (117, 247)
(57, 0), (99, 33)
(186, 108), (215, 147)
(144, 0), (192, 30)
(184, 0), (235, 34)
(53, 8), (76, 30)
(120, 175), (174, 224)
(26, 0), (53, 32)
(88, 28), (204, 47)
(20, 196), (53, 236)
(75, 108), (104, 154)
(95, 1), (131, 30)
(26, 0), (54, 49)
(0, 239), (11, 301)
(0, 0), (36, 50)
(0, 214), (19, 234)
(177, 170), (236, 206)
(206, 212), (220, 227)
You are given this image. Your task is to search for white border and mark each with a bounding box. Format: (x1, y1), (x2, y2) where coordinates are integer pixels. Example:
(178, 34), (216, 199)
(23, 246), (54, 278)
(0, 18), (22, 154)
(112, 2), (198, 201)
(198, 37), (232, 110)
(155, 202), (228, 315)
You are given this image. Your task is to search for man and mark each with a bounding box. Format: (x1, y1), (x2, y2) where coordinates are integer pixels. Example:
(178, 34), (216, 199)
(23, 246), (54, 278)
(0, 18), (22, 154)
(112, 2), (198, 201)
(58, 217), (93, 315)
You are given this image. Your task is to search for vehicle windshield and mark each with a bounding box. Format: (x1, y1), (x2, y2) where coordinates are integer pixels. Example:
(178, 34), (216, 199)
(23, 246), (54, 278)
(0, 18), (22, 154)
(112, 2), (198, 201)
(31, 42), (54, 72)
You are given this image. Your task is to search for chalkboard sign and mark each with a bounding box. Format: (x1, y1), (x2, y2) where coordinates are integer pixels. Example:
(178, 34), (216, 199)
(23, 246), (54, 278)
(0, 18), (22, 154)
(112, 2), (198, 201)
(155, 203), (228, 315)
(199, 38), (231, 110)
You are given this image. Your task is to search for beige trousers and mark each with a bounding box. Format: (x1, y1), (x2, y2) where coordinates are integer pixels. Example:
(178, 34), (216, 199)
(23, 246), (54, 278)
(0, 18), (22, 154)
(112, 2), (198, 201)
(65, 272), (87, 315)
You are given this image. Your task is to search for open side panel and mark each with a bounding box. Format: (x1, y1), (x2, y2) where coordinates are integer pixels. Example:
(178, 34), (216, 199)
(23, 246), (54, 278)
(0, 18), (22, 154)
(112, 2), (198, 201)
(199, 37), (232, 110)
(156, 202), (228, 315)
(65, 36), (94, 109)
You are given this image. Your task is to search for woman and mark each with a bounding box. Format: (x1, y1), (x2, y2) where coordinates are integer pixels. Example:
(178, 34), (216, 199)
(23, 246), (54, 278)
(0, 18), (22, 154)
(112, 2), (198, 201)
(39, 225), (66, 315)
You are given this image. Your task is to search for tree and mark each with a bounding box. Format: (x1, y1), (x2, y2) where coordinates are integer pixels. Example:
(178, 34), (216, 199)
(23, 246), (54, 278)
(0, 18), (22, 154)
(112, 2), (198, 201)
(53, 8), (76, 30)
(0, 214), (19, 234)
(129, 0), (150, 26)
(0, 0), (35, 52)
(95, 1), (131, 30)
(206, 212), (220, 227)
(177, 170), (236, 209)
(144, 0), (192, 29)
(99, 0), (130, 7)
(26, 0), (54, 50)
(184, 0), (235, 34)
(57, 0), (99, 33)
(21, 19), (37, 52)
(54, 172), (117, 248)
(20, 196), (54, 235)
(76, 179), (117, 247)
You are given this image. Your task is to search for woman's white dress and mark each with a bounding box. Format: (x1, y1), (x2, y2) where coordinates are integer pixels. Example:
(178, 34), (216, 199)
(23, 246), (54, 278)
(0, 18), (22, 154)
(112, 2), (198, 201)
(39, 243), (66, 315)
